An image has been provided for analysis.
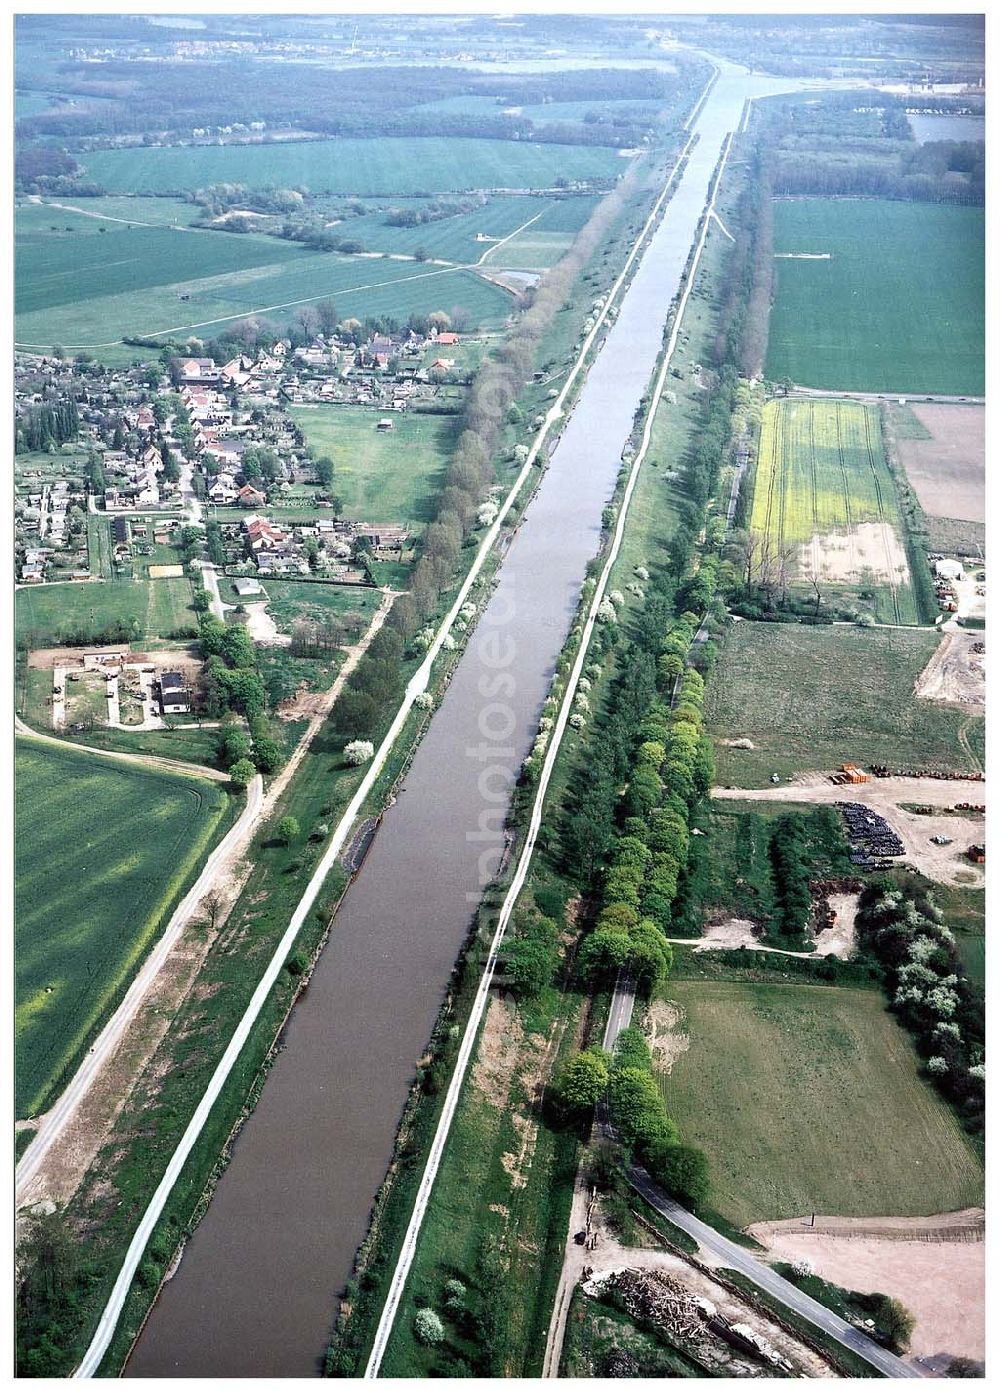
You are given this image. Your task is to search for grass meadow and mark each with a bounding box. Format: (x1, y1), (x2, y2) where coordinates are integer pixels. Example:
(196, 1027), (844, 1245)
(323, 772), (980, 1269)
(766, 199), (984, 395)
(254, 580), (382, 635)
(323, 193), (598, 266)
(287, 405), (459, 526)
(14, 739), (234, 1118)
(707, 621), (984, 786)
(80, 136), (626, 197)
(656, 978), (984, 1226)
(16, 572), (196, 646)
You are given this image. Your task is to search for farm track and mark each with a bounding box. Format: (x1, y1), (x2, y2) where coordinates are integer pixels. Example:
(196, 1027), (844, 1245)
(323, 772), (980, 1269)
(862, 405), (903, 625)
(957, 715), (983, 774)
(15, 592), (396, 1214)
(13, 715), (231, 783)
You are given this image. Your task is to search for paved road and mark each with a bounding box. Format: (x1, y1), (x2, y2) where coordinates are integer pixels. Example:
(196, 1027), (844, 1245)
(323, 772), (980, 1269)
(600, 978), (921, 1378)
(602, 969), (637, 1050)
(625, 1166), (921, 1378)
(791, 386), (984, 406)
(16, 766), (264, 1208)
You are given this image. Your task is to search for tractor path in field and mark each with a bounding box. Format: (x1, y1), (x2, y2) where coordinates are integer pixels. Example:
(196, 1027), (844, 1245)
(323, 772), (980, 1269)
(14, 715), (231, 783)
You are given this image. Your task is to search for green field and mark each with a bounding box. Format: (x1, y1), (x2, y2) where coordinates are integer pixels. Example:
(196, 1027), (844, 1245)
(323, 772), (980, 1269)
(320, 193), (598, 266)
(16, 574), (195, 646)
(15, 740), (233, 1117)
(750, 398), (919, 624)
(254, 580), (382, 635)
(766, 199), (985, 395)
(656, 979), (983, 1226)
(707, 622), (984, 786)
(15, 207), (515, 351)
(288, 406), (459, 526)
(82, 137), (625, 197)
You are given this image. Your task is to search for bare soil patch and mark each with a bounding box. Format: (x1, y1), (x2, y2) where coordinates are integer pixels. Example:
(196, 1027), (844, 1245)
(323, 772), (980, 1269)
(798, 521), (910, 587)
(751, 1223), (984, 1363)
(818, 893), (858, 958)
(914, 627), (984, 711)
(645, 1000), (689, 1074)
(470, 995), (523, 1113)
(244, 602), (291, 646)
(897, 404), (984, 523)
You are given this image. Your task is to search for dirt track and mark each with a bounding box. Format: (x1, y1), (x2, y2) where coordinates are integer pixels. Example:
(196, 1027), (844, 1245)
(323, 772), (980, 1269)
(713, 775), (985, 886)
(15, 593), (396, 1214)
(913, 626), (984, 712)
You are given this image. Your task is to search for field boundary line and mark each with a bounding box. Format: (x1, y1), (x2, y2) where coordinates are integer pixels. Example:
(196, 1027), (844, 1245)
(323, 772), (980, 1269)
(363, 114), (735, 1383)
(15, 767), (263, 1204)
(13, 717), (230, 784)
(70, 97), (708, 1378)
(476, 207), (548, 265)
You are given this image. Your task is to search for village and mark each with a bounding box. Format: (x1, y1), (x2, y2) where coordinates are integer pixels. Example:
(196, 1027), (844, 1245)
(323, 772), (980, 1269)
(14, 318), (470, 587)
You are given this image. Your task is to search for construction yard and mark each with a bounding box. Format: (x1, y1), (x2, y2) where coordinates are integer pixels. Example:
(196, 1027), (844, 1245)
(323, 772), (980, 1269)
(560, 1230), (836, 1378)
(714, 774), (985, 888)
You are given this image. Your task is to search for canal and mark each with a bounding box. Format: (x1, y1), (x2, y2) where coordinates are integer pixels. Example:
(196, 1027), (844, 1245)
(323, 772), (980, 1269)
(126, 62), (807, 1378)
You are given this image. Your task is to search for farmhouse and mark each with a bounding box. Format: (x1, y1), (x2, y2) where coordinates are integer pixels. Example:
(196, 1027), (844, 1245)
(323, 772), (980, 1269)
(158, 670), (191, 715)
(357, 522), (409, 554)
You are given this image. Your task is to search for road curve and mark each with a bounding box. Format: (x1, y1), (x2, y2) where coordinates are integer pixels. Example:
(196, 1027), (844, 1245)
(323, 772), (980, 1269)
(625, 1166), (922, 1379)
(600, 977), (920, 1378)
(15, 770), (264, 1207)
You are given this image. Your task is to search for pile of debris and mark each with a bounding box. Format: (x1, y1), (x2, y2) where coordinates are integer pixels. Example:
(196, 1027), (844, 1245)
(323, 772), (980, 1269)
(585, 1268), (793, 1376)
(869, 765), (985, 783)
(837, 802), (904, 869)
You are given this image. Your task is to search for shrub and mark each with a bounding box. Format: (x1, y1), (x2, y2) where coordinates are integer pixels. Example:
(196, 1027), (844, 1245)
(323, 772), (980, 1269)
(413, 1308), (445, 1346)
(229, 757), (256, 789)
(344, 739), (375, 766)
(644, 1141), (710, 1208)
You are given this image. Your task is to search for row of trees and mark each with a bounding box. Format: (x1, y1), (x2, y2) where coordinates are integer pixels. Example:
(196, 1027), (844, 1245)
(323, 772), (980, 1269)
(856, 881), (984, 1131)
(553, 1027), (710, 1209)
(15, 399), (79, 454)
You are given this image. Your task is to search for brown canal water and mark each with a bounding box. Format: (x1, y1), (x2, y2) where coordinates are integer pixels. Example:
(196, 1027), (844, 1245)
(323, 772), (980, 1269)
(126, 65), (806, 1377)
